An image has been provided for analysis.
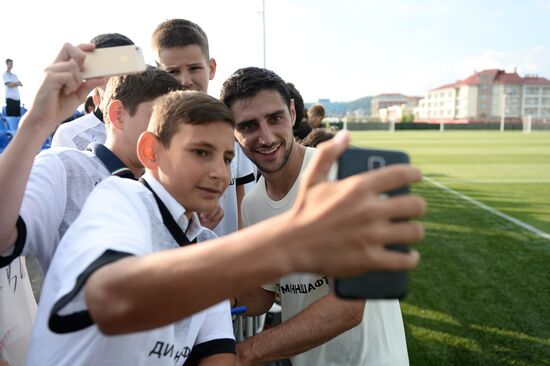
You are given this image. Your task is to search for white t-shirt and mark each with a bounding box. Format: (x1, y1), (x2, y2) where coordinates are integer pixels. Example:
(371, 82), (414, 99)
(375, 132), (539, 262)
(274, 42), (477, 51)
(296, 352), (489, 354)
(212, 142), (255, 237)
(0, 257), (36, 365)
(3, 71), (20, 100)
(0, 145), (133, 273)
(51, 111), (106, 150)
(26, 174), (235, 365)
(242, 147), (409, 366)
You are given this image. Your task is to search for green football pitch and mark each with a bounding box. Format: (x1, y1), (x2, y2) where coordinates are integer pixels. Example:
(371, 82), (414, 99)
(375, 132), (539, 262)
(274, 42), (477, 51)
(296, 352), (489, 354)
(350, 130), (550, 365)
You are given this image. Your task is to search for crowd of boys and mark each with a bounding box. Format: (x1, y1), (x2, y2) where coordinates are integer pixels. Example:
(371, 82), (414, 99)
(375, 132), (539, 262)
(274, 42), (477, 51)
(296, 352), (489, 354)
(0, 19), (425, 366)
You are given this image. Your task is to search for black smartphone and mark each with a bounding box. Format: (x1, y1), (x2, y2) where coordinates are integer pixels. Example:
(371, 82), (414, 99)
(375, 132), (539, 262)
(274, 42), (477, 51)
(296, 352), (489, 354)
(334, 147), (411, 300)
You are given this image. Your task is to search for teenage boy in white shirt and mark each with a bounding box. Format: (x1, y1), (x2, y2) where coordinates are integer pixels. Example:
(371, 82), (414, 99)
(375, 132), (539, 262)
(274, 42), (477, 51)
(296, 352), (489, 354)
(152, 19), (255, 235)
(27, 91), (240, 365)
(0, 45), (183, 273)
(2, 41), (425, 364)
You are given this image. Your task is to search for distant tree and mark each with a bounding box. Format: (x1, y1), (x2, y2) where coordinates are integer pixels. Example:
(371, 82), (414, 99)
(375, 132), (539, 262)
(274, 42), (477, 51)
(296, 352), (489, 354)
(401, 114), (414, 123)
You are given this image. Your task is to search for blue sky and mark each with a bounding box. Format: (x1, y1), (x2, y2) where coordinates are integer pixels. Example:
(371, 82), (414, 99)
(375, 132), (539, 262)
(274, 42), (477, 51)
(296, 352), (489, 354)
(2, 0), (550, 105)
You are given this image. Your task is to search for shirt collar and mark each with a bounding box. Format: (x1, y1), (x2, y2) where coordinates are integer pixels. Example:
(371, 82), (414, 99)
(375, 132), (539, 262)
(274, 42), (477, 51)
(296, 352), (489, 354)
(93, 107), (104, 123)
(141, 172), (205, 242)
(88, 143), (136, 180)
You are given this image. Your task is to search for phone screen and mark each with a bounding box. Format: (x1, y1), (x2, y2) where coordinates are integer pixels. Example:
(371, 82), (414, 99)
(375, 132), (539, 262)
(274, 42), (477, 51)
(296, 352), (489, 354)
(333, 147), (411, 300)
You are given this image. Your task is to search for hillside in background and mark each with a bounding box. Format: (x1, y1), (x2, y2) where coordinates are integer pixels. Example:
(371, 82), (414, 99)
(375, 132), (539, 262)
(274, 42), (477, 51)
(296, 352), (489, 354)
(305, 96), (372, 117)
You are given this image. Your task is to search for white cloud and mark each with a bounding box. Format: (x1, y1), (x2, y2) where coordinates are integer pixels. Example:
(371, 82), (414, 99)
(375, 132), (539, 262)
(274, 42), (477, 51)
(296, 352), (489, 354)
(451, 47), (550, 79)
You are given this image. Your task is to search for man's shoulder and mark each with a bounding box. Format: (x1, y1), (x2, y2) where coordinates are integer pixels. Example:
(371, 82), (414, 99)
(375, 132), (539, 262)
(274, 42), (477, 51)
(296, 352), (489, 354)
(53, 113), (105, 149)
(242, 178), (265, 206)
(42, 147), (96, 167)
(95, 175), (142, 193)
(56, 113), (101, 134)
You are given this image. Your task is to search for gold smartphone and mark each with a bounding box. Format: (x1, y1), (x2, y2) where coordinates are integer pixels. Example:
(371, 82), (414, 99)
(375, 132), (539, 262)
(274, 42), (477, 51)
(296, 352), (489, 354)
(82, 45), (147, 79)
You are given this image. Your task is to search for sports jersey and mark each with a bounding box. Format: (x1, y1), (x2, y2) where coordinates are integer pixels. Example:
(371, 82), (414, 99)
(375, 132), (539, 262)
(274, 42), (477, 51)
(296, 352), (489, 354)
(0, 144), (135, 272)
(243, 147), (409, 366)
(212, 143), (255, 236)
(26, 173), (235, 365)
(51, 109), (106, 150)
(0, 257), (36, 365)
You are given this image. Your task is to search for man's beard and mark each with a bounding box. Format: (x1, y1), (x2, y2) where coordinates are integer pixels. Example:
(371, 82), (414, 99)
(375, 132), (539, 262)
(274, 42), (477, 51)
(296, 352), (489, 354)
(255, 139), (294, 174)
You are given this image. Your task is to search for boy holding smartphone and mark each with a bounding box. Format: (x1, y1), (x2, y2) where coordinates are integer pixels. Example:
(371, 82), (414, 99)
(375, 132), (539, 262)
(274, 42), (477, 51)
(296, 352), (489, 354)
(26, 91), (239, 365)
(152, 19), (255, 235)
(25, 87), (425, 366)
(0, 46), (183, 273)
(1, 41), (425, 365)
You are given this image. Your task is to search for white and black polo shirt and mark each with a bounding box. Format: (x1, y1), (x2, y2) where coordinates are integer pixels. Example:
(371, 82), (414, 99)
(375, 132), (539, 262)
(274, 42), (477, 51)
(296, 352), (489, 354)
(212, 143), (255, 237)
(26, 173), (235, 365)
(51, 109), (107, 150)
(0, 144), (136, 273)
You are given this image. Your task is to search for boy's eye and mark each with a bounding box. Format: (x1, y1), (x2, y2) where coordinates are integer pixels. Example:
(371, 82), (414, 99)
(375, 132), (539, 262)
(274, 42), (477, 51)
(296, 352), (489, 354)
(168, 70), (180, 75)
(193, 149), (208, 157)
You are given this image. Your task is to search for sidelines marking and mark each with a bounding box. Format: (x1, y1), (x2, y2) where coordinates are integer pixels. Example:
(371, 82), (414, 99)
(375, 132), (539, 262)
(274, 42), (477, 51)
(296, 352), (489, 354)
(423, 177), (550, 241)
(436, 179), (550, 184)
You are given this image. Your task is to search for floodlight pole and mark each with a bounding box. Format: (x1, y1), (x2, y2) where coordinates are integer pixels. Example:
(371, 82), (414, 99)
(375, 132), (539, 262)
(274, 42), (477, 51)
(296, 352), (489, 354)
(262, 0), (266, 68)
(500, 92), (505, 132)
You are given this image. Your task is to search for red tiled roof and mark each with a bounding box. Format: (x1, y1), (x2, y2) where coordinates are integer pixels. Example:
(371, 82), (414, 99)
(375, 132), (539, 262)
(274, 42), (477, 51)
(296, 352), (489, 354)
(375, 93), (407, 98)
(494, 72), (523, 84)
(431, 69), (550, 91)
(432, 82), (458, 91)
(523, 77), (550, 85)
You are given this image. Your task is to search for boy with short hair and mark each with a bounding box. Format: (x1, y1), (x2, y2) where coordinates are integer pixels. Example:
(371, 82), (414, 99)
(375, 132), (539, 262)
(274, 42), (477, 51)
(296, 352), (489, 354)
(7, 43), (425, 365)
(0, 47), (182, 273)
(152, 18), (255, 236)
(308, 103), (326, 128)
(51, 33), (135, 150)
(27, 90), (238, 365)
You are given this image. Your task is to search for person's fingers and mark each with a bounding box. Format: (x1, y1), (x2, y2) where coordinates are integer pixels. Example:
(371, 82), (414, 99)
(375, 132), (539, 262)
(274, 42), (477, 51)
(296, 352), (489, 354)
(300, 130), (349, 189)
(47, 71), (79, 97)
(53, 42), (87, 66)
(45, 58), (82, 91)
(75, 78), (106, 101)
(359, 195), (426, 222)
(359, 221), (425, 247)
(354, 164), (422, 196)
(362, 248), (420, 273)
(77, 43), (96, 53)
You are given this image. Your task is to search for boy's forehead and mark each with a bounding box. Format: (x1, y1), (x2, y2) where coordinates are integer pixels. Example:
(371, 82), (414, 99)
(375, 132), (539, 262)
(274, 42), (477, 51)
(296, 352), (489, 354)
(157, 45), (209, 65)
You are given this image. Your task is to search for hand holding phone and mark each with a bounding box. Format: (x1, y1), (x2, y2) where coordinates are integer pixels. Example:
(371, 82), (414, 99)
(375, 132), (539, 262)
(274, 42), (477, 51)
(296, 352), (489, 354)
(334, 147), (412, 300)
(82, 45), (147, 79)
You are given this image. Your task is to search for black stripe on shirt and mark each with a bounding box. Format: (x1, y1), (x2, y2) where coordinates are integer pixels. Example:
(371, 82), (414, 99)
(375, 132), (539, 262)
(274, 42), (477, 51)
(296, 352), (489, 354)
(0, 216), (26, 268)
(48, 249), (133, 334)
(185, 338), (236, 365)
(236, 173), (255, 186)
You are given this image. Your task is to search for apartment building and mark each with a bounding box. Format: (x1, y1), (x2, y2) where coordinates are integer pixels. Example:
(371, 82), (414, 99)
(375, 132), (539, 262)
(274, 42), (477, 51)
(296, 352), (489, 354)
(371, 93), (409, 117)
(415, 69), (550, 122)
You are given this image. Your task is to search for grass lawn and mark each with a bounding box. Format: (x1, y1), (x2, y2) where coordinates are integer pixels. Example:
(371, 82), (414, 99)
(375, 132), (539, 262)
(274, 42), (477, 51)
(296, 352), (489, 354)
(350, 130), (550, 365)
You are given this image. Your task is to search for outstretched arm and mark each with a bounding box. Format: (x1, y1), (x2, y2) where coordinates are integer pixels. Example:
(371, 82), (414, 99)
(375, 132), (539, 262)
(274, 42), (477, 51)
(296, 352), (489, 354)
(236, 293), (365, 365)
(86, 132), (425, 335)
(0, 43), (104, 255)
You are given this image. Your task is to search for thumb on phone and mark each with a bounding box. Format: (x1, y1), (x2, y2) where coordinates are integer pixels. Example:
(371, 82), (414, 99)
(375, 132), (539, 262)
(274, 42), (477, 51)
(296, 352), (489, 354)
(299, 130), (349, 191)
